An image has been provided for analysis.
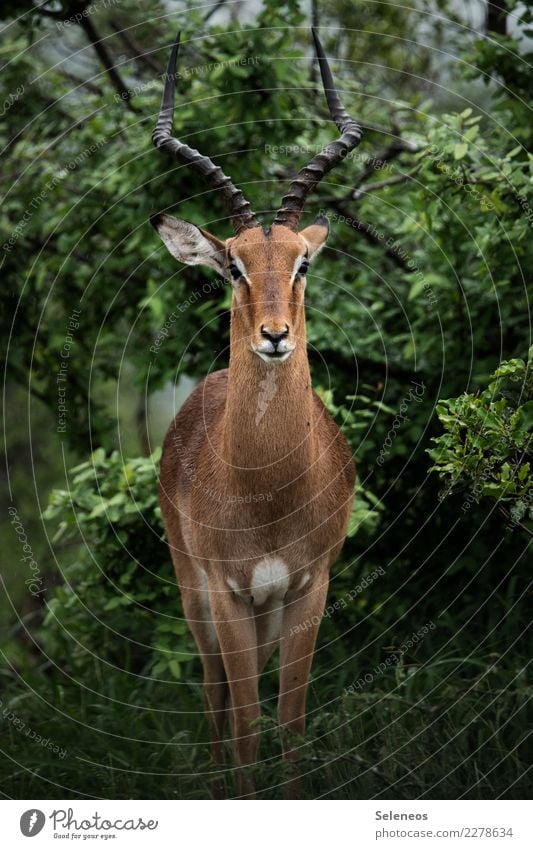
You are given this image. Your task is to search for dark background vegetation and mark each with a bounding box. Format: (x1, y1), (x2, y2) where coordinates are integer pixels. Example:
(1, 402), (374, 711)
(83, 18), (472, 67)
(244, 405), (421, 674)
(1, 0), (531, 799)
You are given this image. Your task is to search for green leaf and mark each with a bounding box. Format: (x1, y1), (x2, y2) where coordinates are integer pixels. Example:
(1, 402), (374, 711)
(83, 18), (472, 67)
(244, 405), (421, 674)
(516, 401), (533, 432)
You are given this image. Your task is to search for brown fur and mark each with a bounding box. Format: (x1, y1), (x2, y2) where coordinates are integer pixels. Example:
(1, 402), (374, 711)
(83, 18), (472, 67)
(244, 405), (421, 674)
(156, 222), (355, 796)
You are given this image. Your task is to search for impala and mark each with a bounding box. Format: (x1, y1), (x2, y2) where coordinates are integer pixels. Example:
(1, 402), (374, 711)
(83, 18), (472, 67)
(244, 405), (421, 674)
(151, 29), (362, 797)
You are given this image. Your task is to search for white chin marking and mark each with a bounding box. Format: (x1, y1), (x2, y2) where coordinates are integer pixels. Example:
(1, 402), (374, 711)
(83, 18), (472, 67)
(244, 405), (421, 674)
(256, 350), (293, 364)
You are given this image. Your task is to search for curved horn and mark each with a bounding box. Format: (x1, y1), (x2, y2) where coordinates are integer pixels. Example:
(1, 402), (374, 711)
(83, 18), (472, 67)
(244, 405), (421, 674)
(152, 33), (259, 234)
(274, 28), (363, 231)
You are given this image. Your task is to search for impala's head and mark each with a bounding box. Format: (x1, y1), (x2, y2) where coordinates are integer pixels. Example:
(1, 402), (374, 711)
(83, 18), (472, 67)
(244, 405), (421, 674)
(151, 29), (362, 365)
(150, 215), (329, 363)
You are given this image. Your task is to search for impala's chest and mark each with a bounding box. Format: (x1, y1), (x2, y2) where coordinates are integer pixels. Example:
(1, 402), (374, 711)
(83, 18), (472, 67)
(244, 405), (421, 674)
(188, 442), (351, 565)
(189, 469), (324, 553)
(172, 368), (354, 579)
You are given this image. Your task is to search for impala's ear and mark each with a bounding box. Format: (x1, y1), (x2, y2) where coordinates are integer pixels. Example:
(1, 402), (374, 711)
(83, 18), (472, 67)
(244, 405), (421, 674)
(299, 214), (329, 260)
(150, 213), (226, 273)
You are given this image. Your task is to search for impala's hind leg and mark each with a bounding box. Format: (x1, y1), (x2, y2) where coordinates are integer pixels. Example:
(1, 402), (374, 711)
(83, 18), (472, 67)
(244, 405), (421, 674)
(165, 523), (228, 787)
(208, 576), (260, 798)
(278, 572), (329, 797)
(179, 583), (228, 766)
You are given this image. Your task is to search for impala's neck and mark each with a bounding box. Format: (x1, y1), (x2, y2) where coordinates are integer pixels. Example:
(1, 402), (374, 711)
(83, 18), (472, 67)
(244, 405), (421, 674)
(223, 328), (315, 478)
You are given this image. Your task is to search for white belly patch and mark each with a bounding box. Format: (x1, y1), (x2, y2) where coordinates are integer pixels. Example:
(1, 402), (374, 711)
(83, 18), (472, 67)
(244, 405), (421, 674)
(227, 558), (290, 607)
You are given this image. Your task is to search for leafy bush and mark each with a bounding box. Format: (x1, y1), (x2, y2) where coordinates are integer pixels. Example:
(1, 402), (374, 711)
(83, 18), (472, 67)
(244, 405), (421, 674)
(43, 448), (195, 680)
(428, 348), (533, 530)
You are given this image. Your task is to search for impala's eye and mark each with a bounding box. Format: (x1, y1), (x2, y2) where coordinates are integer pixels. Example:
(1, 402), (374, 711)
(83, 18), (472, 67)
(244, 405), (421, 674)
(228, 262), (241, 281)
(298, 260), (310, 276)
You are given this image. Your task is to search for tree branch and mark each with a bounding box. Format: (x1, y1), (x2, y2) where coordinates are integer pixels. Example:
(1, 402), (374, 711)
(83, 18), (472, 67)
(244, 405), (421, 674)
(351, 166), (421, 200)
(487, 1), (507, 35)
(204, 0), (229, 22)
(8, 362), (51, 407)
(321, 198), (414, 272)
(59, 70), (104, 97)
(78, 15), (137, 110)
(352, 138), (420, 187)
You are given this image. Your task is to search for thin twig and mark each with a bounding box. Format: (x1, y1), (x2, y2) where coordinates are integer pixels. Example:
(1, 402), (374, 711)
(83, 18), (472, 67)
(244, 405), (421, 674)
(498, 505), (533, 539)
(59, 70), (104, 97)
(8, 363), (50, 407)
(352, 166), (421, 200)
(352, 139), (420, 187)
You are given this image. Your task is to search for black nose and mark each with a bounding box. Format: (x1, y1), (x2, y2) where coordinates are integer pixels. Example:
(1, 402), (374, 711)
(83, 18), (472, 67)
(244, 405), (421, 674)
(261, 325), (289, 348)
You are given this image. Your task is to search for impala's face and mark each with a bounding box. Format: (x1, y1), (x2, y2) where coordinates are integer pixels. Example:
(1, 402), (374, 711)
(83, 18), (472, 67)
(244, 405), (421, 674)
(226, 223), (328, 363)
(151, 215), (329, 365)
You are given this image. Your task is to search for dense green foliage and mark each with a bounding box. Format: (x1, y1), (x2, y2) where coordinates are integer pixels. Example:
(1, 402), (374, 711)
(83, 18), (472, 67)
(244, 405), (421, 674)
(41, 447), (195, 682)
(1, 0), (531, 799)
(429, 347), (533, 526)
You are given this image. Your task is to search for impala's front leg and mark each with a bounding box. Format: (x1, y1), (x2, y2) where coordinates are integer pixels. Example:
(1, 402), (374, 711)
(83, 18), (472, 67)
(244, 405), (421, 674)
(209, 576), (260, 798)
(278, 572), (329, 795)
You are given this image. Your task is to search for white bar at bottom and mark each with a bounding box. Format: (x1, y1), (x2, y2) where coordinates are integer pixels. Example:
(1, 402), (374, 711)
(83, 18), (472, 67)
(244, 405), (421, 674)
(1, 799), (530, 848)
